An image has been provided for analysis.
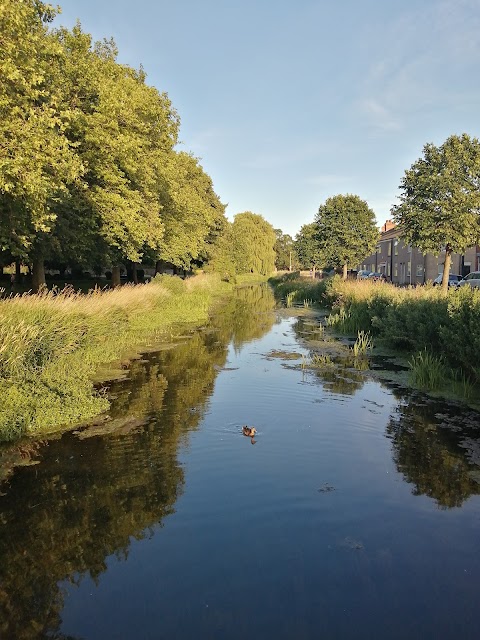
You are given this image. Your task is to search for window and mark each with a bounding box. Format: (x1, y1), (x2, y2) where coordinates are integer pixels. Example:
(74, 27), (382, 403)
(407, 245), (412, 253)
(376, 245), (381, 254)
(394, 263), (398, 277)
(416, 264), (423, 277)
(394, 239), (398, 256)
(388, 242), (391, 256)
(387, 263), (391, 277)
(407, 261), (411, 277)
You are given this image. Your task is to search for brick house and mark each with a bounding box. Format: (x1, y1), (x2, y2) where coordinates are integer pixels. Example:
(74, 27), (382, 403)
(358, 221), (478, 285)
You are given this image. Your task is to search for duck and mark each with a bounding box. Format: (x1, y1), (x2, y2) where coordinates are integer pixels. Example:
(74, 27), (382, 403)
(242, 426), (257, 437)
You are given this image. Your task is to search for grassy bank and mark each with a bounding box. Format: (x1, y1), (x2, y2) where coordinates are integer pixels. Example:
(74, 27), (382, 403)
(269, 273), (480, 390)
(0, 274), (231, 441)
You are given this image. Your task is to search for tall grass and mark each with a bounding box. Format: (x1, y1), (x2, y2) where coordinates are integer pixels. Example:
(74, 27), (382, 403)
(408, 350), (448, 390)
(0, 274), (230, 441)
(352, 331), (374, 356)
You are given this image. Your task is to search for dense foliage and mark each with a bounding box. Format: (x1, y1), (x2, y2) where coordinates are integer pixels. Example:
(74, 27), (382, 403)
(393, 134), (480, 291)
(315, 194), (379, 279)
(294, 222), (324, 275)
(274, 229), (297, 270)
(0, 1), (237, 288)
(206, 212), (276, 280)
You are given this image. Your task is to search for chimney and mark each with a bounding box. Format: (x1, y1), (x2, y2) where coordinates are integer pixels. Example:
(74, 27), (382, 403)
(381, 219), (396, 232)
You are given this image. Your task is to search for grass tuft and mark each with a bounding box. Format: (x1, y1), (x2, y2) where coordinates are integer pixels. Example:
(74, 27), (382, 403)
(408, 350), (448, 390)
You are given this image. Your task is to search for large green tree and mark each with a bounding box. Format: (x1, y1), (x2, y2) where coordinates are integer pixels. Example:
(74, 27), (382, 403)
(315, 194), (378, 279)
(393, 133), (480, 292)
(231, 212), (276, 275)
(294, 223), (324, 277)
(155, 151), (226, 269)
(56, 26), (179, 284)
(1, 8), (226, 288)
(274, 229), (297, 271)
(0, 0), (82, 288)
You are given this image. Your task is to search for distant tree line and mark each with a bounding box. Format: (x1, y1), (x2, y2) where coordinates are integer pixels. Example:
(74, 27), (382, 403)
(0, 1), (277, 289)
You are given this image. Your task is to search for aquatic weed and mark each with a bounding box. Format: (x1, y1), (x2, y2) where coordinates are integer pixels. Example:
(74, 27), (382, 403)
(285, 291), (295, 308)
(352, 331), (374, 356)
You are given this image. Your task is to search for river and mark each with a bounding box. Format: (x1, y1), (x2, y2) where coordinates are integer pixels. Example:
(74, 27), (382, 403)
(1, 285), (480, 639)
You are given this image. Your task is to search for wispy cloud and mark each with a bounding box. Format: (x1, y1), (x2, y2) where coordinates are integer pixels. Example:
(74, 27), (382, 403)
(360, 99), (401, 131)
(354, 0), (480, 131)
(304, 174), (350, 187)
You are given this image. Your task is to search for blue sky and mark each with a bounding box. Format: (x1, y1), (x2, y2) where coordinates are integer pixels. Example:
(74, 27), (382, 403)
(54, 0), (480, 237)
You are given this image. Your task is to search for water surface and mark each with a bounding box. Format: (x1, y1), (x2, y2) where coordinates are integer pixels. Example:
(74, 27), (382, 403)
(1, 285), (480, 639)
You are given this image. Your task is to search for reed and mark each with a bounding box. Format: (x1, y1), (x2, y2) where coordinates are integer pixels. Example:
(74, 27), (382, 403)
(285, 291), (295, 308)
(352, 331), (374, 356)
(408, 350), (447, 389)
(309, 353), (334, 367)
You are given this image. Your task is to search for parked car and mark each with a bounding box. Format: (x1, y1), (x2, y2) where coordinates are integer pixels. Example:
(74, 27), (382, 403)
(432, 274), (462, 287)
(457, 271), (480, 289)
(367, 272), (387, 282)
(357, 270), (372, 280)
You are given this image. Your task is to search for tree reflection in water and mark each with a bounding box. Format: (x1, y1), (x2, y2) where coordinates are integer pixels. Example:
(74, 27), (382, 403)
(294, 313), (480, 509)
(387, 394), (480, 509)
(0, 285), (276, 640)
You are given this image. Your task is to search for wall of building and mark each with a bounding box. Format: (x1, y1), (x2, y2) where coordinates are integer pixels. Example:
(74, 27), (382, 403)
(358, 224), (468, 284)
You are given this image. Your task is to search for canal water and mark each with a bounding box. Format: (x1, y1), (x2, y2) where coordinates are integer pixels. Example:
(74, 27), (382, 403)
(1, 285), (480, 639)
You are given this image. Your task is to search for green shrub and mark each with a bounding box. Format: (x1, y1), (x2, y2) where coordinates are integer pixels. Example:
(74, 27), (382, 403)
(381, 297), (449, 351)
(440, 286), (480, 380)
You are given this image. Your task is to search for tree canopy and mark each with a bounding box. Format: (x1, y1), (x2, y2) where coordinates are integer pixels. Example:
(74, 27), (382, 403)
(393, 133), (480, 291)
(206, 212), (276, 279)
(315, 194), (378, 279)
(294, 223), (324, 276)
(274, 229), (297, 271)
(231, 212), (276, 275)
(0, 2), (228, 289)
(0, 1), (82, 270)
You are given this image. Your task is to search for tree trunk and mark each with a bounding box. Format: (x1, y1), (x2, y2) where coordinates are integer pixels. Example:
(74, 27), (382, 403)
(32, 255), (46, 292)
(441, 248), (452, 293)
(132, 262), (138, 284)
(312, 266), (316, 279)
(343, 263), (348, 280)
(155, 260), (162, 275)
(15, 260), (21, 280)
(111, 266), (121, 288)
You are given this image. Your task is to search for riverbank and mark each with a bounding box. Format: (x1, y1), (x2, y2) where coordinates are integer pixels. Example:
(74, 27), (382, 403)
(269, 273), (480, 396)
(0, 274), (235, 441)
